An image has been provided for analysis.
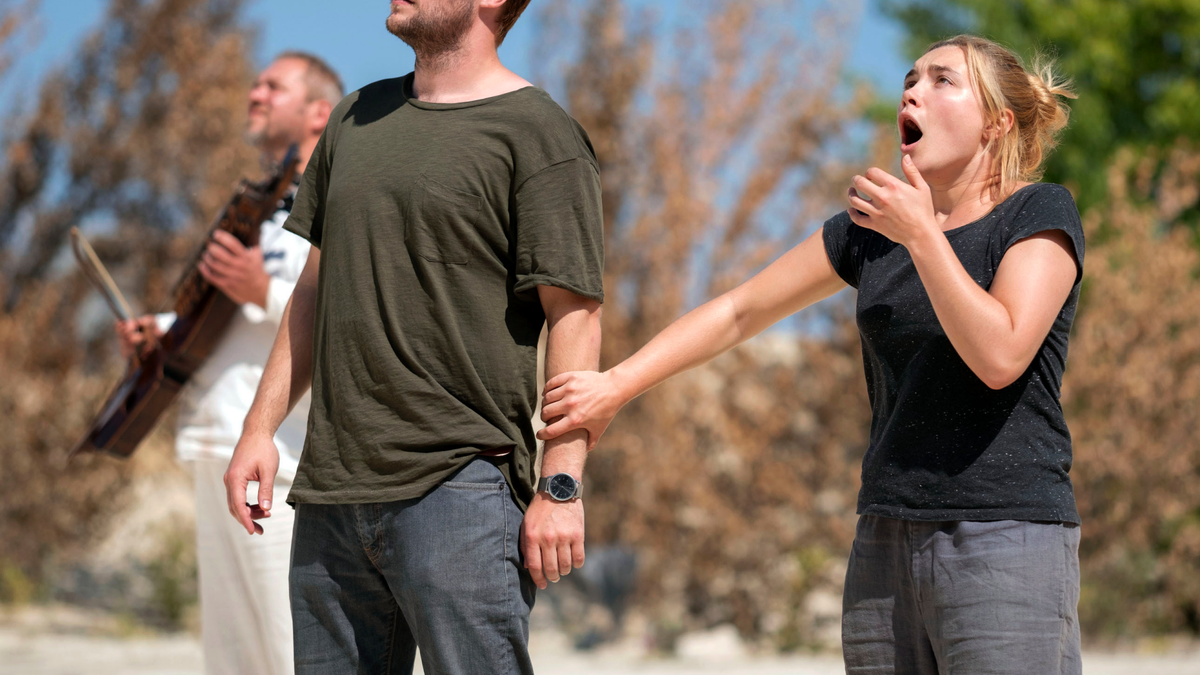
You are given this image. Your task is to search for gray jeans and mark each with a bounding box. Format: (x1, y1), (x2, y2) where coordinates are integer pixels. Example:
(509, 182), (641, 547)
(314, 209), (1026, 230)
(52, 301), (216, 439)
(289, 458), (536, 675)
(842, 516), (1081, 675)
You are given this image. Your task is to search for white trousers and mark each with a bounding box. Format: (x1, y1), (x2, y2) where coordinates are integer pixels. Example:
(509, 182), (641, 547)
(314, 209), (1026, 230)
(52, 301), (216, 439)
(191, 457), (295, 675)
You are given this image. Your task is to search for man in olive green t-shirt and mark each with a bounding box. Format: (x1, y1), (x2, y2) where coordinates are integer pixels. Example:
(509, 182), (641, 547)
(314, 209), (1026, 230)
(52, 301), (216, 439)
(223, 1), (604, 672)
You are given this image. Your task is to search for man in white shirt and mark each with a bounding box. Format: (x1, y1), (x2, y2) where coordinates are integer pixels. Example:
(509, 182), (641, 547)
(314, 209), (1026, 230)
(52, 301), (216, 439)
(115, 51), (342, 675)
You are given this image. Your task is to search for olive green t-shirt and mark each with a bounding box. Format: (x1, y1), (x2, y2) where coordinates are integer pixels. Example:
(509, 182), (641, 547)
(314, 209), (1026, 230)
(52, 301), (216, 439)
(283, 73), (604, 510)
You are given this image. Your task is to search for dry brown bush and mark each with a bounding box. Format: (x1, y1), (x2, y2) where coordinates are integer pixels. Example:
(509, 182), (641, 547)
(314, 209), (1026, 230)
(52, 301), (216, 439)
(0, 0), (256, 600)
(1066, 145), (1200, 638)
(537, 0), (880, 648)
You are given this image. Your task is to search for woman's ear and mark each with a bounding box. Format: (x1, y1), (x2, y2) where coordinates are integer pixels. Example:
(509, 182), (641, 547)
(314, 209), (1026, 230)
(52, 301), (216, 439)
(986, 109), (1016, 141)
(999, 108), (1015, 136)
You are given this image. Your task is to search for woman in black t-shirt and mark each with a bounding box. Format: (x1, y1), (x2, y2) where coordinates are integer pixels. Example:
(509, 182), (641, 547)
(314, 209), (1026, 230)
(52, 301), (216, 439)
(538, 35), (1083, 673)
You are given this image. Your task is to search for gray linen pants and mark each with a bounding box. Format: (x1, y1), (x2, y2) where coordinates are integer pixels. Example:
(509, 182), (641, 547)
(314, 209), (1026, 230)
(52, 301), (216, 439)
(842, 516), (1082, 675)
(289, 458), (536, 675)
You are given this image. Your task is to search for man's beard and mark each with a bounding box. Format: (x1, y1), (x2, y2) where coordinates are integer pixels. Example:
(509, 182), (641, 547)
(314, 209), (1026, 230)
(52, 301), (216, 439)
(244, 122), (267, 147)
(245, 111), (300, 156)
(386, 0), (476, 64)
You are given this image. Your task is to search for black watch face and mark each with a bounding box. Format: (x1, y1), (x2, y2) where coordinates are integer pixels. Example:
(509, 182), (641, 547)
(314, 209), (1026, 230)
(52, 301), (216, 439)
(547, 473), (577, 500)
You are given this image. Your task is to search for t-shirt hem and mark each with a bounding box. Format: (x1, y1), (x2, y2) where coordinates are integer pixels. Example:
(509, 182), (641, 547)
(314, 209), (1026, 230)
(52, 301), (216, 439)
(285, 476), (447, 507)
(282, 215), (317, 248)
(514, 274), (605, 303)
(858, 503), (1081, 525)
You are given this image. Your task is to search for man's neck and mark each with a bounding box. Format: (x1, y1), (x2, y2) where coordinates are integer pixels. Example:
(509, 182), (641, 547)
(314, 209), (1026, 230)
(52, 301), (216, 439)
(261, 135), (319, 176)
(410, 33), (526, 104)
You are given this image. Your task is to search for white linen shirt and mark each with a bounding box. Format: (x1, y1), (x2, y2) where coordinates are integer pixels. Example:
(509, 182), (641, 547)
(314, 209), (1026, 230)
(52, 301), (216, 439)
(156, 204), (312, 480)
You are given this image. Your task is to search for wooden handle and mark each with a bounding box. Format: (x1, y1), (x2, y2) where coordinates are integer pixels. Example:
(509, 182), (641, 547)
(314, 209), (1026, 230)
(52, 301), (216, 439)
(69, 227), (134, 322)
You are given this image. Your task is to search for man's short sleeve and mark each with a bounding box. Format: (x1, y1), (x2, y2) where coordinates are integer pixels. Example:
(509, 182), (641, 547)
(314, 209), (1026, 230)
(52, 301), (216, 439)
(822, 210), (865, 289)
(998, 184), (1085, 286)
(284, 126), (332, 248)
(512, 157), (605, 303)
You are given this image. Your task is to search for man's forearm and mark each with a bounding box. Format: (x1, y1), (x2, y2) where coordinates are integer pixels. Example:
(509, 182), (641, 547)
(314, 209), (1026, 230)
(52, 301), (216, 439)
(243, 268), (317, 438)
(540, 299), (602, 478)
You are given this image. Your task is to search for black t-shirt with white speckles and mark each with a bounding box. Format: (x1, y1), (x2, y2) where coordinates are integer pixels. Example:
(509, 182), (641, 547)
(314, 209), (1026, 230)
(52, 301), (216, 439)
(823, 182), (1085, 524)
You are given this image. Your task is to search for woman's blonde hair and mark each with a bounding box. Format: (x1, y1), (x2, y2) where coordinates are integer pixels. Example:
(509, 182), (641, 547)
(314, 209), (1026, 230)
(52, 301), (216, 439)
(926, 35), (1077, 200)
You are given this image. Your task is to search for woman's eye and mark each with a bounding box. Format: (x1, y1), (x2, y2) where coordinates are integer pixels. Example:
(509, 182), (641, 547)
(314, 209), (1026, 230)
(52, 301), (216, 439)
(938, 77), (952, 85)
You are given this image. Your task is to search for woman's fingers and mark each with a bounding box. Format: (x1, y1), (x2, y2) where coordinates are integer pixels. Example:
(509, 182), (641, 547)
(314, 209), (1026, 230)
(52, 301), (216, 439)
(542, 383), (568, 404)
(848, 206), (870, 229)
(852, 174), (883, 201)
(864, 167), (897, 187)
(900, 154), (927, 189)
(544, 373), (572, 390)
(541, 400), (566, 422)
(536, 417), (577, 441)
(848, 190), (882, 218)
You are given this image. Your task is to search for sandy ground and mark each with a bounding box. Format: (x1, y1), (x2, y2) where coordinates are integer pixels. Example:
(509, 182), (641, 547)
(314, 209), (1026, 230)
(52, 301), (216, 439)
(3, 605), (1200, 675)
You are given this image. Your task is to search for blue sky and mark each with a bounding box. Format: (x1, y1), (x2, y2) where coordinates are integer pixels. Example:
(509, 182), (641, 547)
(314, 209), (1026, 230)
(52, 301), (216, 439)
(24, 0), (913, 111)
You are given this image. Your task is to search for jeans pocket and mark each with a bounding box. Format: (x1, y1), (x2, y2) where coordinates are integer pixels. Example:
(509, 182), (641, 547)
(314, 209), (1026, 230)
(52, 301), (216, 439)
(443, 457), (507, 490)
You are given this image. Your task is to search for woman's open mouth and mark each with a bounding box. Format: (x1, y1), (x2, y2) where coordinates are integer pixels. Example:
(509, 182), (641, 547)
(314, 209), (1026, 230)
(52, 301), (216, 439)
(900, 118), (924, 149)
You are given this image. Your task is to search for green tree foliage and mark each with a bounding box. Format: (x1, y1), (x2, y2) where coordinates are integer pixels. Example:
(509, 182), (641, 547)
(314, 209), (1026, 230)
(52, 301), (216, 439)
(882, 0), (1200, 212)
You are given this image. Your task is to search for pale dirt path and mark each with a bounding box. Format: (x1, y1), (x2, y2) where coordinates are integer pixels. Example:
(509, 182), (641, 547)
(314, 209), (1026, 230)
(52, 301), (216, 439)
(3, 607), (1199, 674)
(4, 628), (1200, 674)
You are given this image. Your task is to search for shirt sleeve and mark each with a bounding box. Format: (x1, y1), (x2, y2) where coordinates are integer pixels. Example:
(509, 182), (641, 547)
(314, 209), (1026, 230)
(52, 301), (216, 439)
(245, 209), (313, 325)
(240, 276), (296, 325)
(999, 184), (1085, 286)
(511, 157), (605, 303)
(822, 210), (865, 289)
(154, 312), (176, 333)
(284, 126), (333, 249)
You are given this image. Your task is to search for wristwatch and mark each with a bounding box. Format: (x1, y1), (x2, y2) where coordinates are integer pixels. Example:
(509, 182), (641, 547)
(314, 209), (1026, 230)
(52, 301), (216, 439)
(537, 473), (583, 501)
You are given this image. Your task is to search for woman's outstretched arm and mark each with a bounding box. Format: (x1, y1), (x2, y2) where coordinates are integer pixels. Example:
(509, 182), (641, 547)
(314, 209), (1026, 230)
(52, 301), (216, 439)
(537, 228), (846, 447)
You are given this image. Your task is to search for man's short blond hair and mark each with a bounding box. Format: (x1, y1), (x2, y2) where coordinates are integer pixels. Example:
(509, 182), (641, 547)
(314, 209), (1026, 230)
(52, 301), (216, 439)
(275, 51), (344, 106)
(495, 0), (532, 45)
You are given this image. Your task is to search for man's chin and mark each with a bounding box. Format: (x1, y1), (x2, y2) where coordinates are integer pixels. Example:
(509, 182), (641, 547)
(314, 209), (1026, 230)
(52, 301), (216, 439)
(385, 13), (414, 37)
(243, 128), (268, 148)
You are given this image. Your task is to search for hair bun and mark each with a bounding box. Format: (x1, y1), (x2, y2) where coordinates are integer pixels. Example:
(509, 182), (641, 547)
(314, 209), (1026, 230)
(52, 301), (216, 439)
(925, 36), (1076, 196)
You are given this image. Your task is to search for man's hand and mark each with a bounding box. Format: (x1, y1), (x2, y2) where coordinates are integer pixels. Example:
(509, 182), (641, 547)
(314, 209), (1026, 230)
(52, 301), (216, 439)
(115, 315), (162, 360)
(224, 432), (280, 535)
(520, 491), (585, 590)
(199, 230), (270, 308)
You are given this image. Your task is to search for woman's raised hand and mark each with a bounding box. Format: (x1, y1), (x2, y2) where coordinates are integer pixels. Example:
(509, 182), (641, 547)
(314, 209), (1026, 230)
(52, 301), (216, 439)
(537, 370), (625, 451)
(846, 155), (938, 247)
